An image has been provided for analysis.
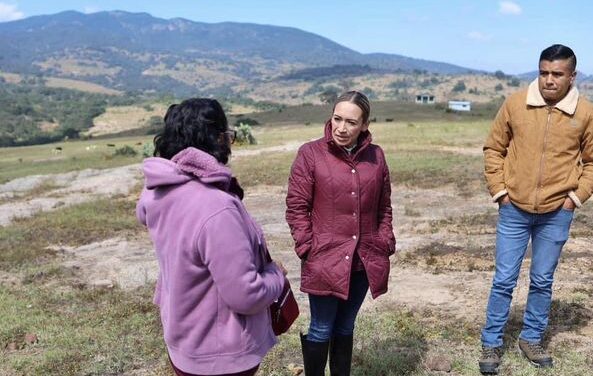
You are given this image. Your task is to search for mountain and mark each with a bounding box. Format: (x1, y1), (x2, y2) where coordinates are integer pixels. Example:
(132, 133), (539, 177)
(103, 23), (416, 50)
(0, 10), (476, 96)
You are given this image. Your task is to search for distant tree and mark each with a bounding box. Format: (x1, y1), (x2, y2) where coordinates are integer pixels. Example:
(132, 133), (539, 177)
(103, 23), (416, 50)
(494, 70), (507, 80)
(338, 79), (354, 91)
(452, 80), (466, 92)
(62, 128), (80, 140)
(362, 87), (377, 99)
(419, 79), (432, 88)
(495, 83), (504, 91)
(388, 79), (412, 89)
(507, 78), (521, 87)
(319, 88), (338, 104)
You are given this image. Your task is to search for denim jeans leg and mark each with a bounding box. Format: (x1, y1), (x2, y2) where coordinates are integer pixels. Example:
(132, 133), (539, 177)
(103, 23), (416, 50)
(520, 208), (573, 342)
(308, 293), (339, 342)
(333, 271), (369, 336)
(481, 204), (531, 347)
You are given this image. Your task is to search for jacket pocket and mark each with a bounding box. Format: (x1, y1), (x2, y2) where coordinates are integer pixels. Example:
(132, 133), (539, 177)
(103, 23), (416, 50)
(371, 233), (389, 255)
(310, 234), (333, 259)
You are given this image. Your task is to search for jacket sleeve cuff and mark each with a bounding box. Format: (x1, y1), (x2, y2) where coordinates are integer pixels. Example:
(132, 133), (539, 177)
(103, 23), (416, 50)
(568, 191), (583, 208)
(491, 189), (508, 203)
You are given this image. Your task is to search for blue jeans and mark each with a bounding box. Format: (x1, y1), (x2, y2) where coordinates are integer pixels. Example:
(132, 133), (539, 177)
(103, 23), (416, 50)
(307, 271), (369, 342)
(481, 202), (574, 347)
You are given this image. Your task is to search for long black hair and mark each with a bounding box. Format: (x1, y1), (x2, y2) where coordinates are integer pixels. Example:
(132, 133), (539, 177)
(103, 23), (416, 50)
(153, 98), (231, 164)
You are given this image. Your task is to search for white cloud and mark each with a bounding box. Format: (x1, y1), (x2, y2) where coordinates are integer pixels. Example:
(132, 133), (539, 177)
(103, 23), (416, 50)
(467, 31), (491, 41)
(499, 1), (522, 15)
(0, 2), (24, 22)
(83, 6), (101, 14)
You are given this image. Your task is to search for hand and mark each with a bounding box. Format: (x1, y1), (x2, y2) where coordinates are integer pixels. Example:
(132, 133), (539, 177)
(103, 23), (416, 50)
(562, 197), (576, 211)
(498, 195), (511, 206)
(274, 261), (288, 276)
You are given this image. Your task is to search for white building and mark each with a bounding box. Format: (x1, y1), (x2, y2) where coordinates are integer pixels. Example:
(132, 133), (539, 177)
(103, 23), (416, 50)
(415, 93), (435, 104)
(448, 100), (471, 112)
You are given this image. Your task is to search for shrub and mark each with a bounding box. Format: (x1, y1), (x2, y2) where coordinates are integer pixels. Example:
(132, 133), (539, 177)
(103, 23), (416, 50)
(142, 142), (155, 158)
(507, 78), (521, 87)
(495, 83), (504, 91)
(233, 117), (259, 127)
(319, 88), (338, 104)
(113, 145), (138, 157)
(452, 81), (466, 93)
(236, 123), (257, 145)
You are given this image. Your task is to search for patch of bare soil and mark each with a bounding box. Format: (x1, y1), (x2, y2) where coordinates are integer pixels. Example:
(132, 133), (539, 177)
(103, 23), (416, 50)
(57, 236), (158, 289)
(0, 164), (142, 226)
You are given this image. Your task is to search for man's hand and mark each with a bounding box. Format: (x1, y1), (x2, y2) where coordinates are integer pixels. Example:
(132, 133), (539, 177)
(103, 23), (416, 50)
(498, 195), (511, 206)
(562, 197), (576, 211)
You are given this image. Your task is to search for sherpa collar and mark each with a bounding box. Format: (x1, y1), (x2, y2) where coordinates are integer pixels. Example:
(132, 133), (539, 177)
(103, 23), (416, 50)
(526, 78), (579, 115)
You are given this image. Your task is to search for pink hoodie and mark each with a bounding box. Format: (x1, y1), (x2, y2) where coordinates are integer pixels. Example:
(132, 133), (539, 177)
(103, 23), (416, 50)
(136, 147), (285, 374)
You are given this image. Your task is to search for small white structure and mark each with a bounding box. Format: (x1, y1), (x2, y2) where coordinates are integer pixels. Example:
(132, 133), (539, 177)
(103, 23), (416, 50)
(448, 100), (471, 112)
(415, 93), (435, 104)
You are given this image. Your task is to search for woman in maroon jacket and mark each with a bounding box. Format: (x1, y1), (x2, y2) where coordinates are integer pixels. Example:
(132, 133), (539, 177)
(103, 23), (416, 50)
(286, 91), (396, 375)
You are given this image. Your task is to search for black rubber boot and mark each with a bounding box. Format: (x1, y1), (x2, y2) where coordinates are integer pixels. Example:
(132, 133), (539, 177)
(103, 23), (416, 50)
(329, 334), (353, 376)
(301, 333), (329, 376)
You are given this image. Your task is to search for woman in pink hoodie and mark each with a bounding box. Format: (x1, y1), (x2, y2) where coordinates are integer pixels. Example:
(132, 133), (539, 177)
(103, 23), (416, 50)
(136, 98), (286, 376)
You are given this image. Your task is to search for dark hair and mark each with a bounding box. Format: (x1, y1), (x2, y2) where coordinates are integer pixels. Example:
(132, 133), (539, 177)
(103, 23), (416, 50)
(333, 91), (371, 124)
(153, 98), (230, 164)
(540, 44), (577, 72)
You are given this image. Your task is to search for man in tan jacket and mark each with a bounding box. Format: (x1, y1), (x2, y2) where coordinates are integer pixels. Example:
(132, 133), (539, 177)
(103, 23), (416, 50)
(479, 44), (593, 375)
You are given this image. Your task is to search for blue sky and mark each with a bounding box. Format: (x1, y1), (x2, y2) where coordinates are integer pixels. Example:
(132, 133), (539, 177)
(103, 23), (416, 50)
(1, 1), (592, 75)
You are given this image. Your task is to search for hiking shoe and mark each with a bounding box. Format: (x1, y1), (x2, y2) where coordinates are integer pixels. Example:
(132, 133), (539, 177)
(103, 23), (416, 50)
(518, 339), (553, 368)
(479, 345), (503, 375)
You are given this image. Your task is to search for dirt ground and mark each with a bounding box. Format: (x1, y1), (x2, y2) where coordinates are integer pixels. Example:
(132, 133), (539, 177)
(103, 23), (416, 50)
(3, 143), (593, 360)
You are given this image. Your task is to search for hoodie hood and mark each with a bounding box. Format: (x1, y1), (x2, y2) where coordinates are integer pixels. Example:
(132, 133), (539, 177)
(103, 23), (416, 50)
(143, 147), (232, 190)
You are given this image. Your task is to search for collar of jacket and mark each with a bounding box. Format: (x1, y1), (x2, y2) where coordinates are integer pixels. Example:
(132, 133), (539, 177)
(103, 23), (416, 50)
(323, 119), (372, 159)
(526, 78), (579, 115)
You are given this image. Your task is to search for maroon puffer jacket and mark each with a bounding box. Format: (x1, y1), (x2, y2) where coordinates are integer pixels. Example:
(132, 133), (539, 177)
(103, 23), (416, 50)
(286, 121), (396, 300)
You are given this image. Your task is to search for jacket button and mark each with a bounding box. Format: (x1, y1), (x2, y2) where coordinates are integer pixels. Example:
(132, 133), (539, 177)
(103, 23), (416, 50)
(352, 235), (357, 240)
(353, 212), (356, 216)
(351, 169), (356, 173)
(345, 255), (350, 260)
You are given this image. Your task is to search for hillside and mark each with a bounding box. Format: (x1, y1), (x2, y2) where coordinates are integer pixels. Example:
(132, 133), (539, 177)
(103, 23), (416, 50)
(0, 10), (475, 97)
(2, 10), (593, 145)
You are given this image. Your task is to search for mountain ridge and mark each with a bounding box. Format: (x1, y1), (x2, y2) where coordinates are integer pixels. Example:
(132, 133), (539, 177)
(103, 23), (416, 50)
(0, 10), (477, 95)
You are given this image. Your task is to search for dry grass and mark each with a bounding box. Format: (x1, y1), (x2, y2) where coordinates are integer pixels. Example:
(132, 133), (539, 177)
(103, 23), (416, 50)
(3, 118), (593, 375)
(86, 103), (168, 136)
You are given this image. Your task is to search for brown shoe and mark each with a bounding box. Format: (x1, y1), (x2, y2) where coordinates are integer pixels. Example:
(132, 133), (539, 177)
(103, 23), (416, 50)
(518, 339), (553, 368)
(479, 345), (503, 375)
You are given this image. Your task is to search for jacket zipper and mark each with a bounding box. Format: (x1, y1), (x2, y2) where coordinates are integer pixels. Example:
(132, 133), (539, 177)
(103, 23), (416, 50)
(535, 108), (552, 212)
